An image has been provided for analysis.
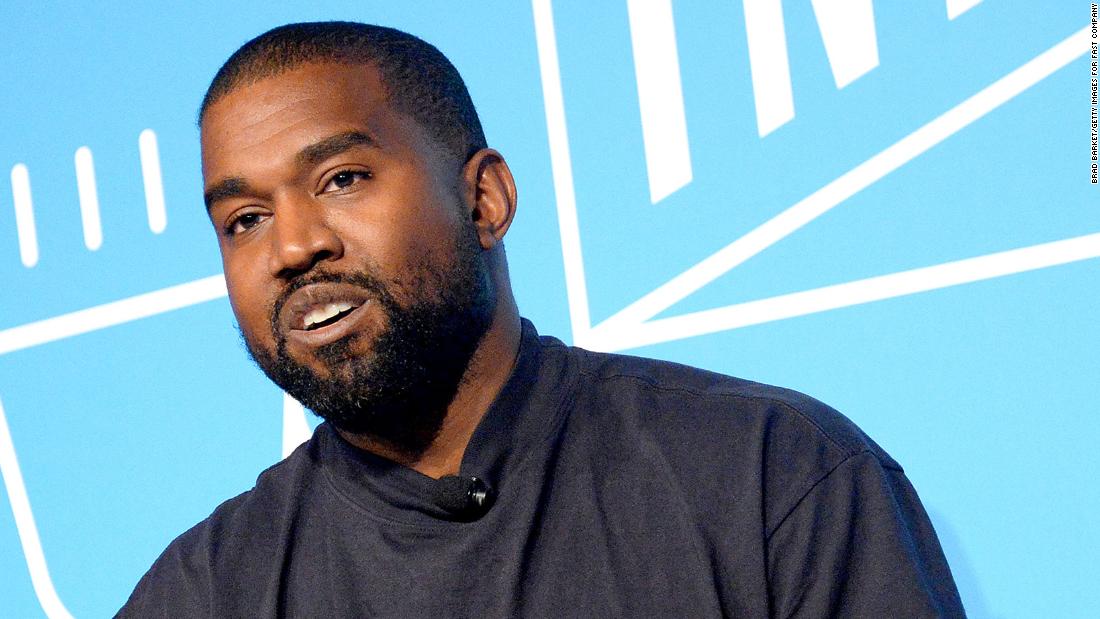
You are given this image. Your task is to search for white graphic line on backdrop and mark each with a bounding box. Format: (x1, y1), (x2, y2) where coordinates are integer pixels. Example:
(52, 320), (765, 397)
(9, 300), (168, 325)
(8, 129), (166, 267)
(583, 25), (1092, 352)
(626, 0), (693, 203)
(810, 0), (879, 89)
(10, 164), (38, 268)
(0, 398), (75, 619)
(139, 129), (168, 235)
(743, 0), (880, 136)
(0, 274), (227, 356)
(615, 233), (1100, 350)
(74, 147), (103, 252)
(742, 0), (795, 137)
(947, 0), (984, 21)
(532, 0), (593, 342)
(282, 394), (312, 458)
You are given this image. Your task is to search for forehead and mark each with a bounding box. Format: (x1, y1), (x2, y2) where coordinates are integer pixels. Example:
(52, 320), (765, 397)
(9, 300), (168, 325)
(200, 62), (429, 179)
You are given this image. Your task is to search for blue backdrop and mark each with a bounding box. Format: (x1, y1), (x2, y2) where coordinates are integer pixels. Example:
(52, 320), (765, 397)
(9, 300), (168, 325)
(1, 1), (1095, 616)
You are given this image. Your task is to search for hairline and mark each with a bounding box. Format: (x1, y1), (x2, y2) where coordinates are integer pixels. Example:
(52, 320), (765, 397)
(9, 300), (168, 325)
(199, 59), (470, 169)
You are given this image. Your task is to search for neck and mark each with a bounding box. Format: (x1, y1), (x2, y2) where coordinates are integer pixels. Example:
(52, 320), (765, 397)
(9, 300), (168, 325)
(336, 295), (522, 479)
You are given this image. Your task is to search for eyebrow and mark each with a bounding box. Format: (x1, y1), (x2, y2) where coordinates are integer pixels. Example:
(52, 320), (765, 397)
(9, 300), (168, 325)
(204, 177), (251, 212)
(296, 130), (379, 168)
(204, 131), (379, 212)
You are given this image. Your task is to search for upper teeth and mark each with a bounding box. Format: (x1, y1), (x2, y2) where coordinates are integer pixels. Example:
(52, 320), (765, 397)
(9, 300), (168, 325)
(303, 302), (356, 328)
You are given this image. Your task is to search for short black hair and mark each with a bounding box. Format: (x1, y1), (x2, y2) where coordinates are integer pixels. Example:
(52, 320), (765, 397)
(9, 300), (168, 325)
(200, 21), (487, 164)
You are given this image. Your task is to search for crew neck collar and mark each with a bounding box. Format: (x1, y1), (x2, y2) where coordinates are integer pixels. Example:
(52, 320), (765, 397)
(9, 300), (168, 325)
(314, 319), (578, 526)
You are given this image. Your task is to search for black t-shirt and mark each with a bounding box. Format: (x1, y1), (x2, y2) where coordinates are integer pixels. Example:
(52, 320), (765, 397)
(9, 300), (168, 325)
(119, 321), (964, 617)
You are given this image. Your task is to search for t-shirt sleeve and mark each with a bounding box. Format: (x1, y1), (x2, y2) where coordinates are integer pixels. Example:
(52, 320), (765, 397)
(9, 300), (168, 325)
(765, 450), (966, 618)
(114, 528), (212, 618)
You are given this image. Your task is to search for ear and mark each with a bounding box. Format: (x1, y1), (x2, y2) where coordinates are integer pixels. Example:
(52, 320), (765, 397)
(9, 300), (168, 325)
(461, 148), (517, 250)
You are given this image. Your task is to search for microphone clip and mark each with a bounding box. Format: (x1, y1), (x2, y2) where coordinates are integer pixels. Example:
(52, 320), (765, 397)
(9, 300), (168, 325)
(435, 475), (496, 521)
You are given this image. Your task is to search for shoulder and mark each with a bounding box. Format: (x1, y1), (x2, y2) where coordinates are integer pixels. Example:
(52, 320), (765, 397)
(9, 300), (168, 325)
(557, 342), (899, 470)
(545, 342), (905, 534)
(118, 439), (319, 615)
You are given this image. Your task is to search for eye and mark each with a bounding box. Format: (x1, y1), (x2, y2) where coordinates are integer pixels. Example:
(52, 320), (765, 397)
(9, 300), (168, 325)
(322, 169), (371, 193)
(225, 212), (265, 236)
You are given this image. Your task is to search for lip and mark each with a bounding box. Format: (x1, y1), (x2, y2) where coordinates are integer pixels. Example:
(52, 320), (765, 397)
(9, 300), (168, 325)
(279, 282), (375, 349)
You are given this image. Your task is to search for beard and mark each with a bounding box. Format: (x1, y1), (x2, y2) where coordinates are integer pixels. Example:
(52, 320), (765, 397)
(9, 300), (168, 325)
(241, 225), (495, 455)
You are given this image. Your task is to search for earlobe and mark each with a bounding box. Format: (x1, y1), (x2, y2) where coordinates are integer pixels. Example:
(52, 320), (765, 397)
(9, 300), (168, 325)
(464, 149), (517, 250)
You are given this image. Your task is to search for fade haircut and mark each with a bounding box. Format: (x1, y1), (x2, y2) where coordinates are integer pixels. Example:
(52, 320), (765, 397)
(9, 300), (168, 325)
(200, 21), (487, 165)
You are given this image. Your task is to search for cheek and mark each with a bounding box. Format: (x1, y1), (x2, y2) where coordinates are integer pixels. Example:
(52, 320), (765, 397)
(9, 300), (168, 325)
(358, 172), (464, 258)
(382, 206), (463, 262)
(335, 218), (433, 281)
(224, 267), (277, 348)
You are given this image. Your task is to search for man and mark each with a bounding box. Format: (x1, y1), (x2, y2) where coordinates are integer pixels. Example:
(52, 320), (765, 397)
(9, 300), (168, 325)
(120, 21), (964, 617)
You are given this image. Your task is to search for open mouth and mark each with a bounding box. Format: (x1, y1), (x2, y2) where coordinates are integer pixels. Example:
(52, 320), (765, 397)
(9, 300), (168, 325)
(302, 302), (361, 331)
(279, 282), (376, 348)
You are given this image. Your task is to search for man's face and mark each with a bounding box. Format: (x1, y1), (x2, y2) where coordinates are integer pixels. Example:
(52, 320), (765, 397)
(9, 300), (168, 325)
(201, 63), (494, 447)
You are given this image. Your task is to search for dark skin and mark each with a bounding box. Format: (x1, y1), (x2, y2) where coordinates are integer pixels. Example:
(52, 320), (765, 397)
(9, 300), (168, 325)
(201, 62), (521, 479)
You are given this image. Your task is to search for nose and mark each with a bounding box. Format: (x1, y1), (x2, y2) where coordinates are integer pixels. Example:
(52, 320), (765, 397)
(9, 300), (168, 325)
(268, 197), (344, 278)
